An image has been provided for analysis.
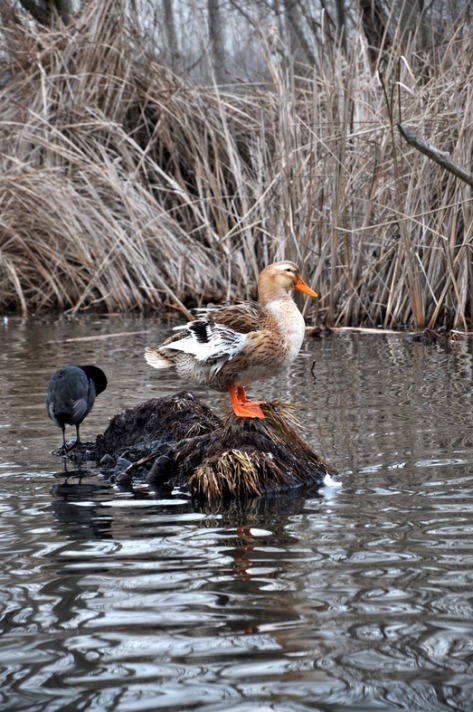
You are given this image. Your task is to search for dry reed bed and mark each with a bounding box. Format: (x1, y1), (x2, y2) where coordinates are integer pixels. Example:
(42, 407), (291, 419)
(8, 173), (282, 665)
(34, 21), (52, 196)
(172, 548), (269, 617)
(0, 1), (471, 329)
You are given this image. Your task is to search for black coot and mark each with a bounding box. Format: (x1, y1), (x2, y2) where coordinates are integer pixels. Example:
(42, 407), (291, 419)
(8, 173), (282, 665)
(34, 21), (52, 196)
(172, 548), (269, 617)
(46, 365), (107, 448)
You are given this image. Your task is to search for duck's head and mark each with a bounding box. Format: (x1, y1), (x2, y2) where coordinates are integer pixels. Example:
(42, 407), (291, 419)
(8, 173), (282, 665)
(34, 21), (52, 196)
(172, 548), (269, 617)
(258, 261), (318, 303)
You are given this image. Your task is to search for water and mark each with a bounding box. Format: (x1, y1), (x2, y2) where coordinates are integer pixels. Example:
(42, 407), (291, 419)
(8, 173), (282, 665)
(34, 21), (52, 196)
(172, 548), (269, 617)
(1, 315), (473, 711)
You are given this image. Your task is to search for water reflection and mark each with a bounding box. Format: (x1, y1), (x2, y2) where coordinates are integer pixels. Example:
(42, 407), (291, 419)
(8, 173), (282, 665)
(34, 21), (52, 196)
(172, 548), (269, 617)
(1, 317), (473, 710)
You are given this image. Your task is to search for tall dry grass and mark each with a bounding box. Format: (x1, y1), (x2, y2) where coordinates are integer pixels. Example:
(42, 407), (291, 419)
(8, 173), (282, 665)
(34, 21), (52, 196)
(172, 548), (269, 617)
(0, 1), (472, 329)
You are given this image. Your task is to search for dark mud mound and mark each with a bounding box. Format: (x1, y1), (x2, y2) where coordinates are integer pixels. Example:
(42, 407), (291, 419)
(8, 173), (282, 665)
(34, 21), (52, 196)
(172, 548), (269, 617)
(94, 390), (220, 461)
(92, 391), (337, 501)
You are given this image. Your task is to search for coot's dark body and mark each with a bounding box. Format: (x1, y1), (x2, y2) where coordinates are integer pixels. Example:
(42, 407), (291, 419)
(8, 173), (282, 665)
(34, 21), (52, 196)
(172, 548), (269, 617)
(46, 365), (107, 447)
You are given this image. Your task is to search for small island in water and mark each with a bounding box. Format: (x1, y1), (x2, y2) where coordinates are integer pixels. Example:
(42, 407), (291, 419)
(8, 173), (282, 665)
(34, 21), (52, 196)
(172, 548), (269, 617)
(57, 391), (337, 502)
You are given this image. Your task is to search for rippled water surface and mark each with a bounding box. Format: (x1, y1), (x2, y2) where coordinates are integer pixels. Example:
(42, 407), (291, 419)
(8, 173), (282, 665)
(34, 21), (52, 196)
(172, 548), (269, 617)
(1, 315), (473, 711)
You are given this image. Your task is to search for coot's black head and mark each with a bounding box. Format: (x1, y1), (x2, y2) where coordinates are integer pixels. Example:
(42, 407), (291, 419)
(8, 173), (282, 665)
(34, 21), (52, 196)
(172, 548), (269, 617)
(78, 365), (108, 395)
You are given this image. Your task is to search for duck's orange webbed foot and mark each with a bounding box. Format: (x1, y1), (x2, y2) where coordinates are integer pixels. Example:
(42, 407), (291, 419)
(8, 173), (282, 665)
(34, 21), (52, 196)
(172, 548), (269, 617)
(236, 387), (266, 407)
(229, 386), (265, 419)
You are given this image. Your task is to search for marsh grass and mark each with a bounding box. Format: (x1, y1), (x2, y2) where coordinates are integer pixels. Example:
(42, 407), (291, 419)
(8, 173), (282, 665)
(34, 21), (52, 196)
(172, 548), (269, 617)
(0, 1), (471, 329)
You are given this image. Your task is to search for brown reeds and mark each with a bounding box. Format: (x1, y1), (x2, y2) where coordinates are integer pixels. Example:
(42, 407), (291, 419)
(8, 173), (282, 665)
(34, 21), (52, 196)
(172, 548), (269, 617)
(0, 1), (471, 329)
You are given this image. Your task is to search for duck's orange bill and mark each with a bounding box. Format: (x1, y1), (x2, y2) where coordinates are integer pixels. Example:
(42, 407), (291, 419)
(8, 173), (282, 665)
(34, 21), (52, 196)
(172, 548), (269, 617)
(294, 276), (318, 298)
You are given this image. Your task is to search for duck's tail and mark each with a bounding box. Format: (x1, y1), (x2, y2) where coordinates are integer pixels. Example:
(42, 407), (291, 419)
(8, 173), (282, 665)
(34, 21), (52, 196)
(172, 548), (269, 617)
(144, 346), (173, 370)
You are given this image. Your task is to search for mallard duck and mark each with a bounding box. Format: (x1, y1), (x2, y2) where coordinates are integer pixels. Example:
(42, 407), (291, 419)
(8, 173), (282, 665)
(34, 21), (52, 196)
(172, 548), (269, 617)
(46, 365), (107, 447)
(144, 261), (317, 418)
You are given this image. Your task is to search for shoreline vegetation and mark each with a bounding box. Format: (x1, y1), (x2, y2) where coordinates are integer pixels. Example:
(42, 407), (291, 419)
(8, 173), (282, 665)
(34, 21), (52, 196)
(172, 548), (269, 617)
(0, 1), (472, 331)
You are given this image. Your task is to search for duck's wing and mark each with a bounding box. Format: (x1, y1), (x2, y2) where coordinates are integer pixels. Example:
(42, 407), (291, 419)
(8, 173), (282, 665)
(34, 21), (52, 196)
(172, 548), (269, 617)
(158, 302), (263, 365)
(205, 302), (263, 333)
(164, 319), (248, 363)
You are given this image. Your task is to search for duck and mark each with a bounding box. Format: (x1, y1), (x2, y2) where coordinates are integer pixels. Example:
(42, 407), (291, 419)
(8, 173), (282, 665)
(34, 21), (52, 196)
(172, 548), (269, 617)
(144, 261), (317, 419)
(46, 365), (108, 447)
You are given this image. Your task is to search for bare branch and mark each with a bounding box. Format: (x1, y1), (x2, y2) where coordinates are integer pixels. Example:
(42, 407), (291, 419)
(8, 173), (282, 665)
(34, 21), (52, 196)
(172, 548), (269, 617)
(398, 123), (473, 187)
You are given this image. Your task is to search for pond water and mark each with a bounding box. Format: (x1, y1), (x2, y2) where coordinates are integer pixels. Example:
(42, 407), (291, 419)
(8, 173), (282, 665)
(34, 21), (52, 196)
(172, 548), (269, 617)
(1, 315), (473, 712)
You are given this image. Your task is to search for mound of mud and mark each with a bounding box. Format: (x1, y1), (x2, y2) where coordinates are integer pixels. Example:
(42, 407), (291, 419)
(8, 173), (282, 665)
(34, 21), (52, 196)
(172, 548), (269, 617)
(88, 391), (336, 501)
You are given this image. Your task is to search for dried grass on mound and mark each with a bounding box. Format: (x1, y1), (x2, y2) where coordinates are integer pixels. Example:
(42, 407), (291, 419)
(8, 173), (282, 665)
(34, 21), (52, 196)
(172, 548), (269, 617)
(184, 405), (335, 500)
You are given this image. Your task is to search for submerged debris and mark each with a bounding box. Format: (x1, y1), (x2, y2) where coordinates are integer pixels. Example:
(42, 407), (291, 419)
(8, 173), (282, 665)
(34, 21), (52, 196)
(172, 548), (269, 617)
(61, 391), (337, 502)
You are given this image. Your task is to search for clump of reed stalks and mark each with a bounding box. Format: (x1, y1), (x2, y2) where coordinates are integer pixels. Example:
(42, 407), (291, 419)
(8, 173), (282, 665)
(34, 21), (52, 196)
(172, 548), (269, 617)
(0, 0), (472, 329)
